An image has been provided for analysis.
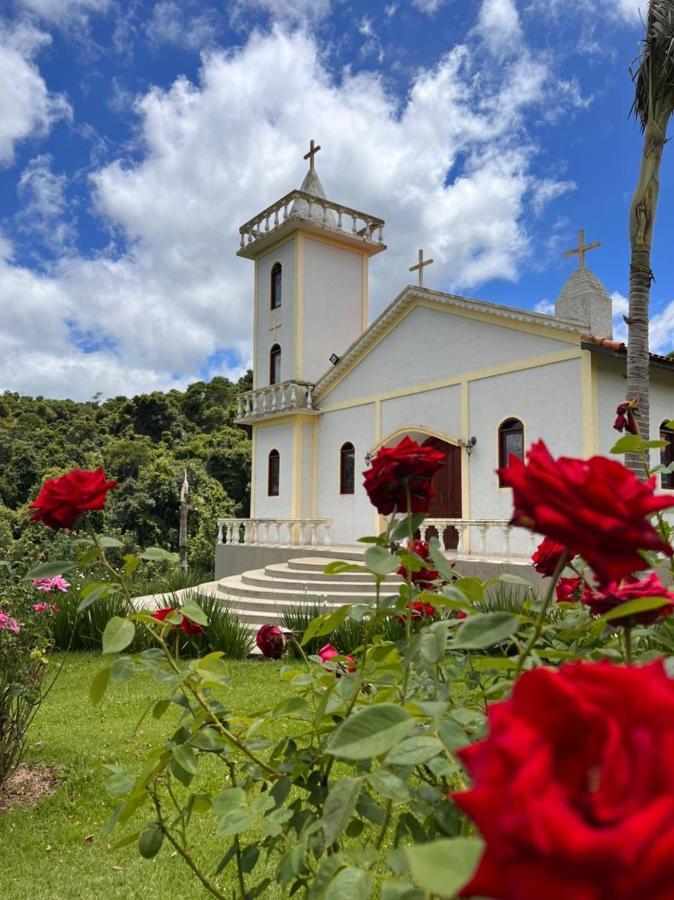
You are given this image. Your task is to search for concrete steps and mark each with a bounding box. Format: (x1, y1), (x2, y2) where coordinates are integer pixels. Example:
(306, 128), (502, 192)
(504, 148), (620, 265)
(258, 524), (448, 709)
(215, 555), (402, 626)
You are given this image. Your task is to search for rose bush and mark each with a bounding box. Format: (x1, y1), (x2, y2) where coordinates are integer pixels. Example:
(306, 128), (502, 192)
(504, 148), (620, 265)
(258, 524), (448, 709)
(17, 421), (674, 899)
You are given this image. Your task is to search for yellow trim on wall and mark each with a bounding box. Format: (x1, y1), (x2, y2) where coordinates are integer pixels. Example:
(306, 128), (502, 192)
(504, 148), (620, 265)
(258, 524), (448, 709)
(361, 254), (368, 333)
(250, 424), (257, 516)
(320, 347), (583, 414)
(311, 417), (318, 517)
(297, 228), (370, 257)
(252, 263), (259, 390)
(461, 382), (470, 539)
(581, 350), (598, 456)
(294, 232), (304, 380)
(292, 417), (302, 518)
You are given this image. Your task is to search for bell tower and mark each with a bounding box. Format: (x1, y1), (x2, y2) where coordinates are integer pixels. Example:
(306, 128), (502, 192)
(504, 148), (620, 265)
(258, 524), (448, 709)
(237, 141), (386, 390)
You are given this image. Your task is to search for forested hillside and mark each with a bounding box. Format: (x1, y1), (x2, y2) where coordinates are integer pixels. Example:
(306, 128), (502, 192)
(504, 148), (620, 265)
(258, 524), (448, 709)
(0, 374), (252, 574)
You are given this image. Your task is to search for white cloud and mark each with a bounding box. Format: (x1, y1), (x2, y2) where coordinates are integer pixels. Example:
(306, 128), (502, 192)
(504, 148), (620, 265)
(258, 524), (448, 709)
(16, 154), (75, 253)
(230, 0), (331, 25)
(0, 21), (71, 166)
(0, 26), (578, 398)
(528, 0), (644, 25)
(530, 178), (575, 215)
(146, 1), (218, 51)
(611, 291), (674, 354)
(15, 0), (110, 26)
(535, 298), (555, 315)
(476, 0), (522, 57)
(412, 0), (448, 13)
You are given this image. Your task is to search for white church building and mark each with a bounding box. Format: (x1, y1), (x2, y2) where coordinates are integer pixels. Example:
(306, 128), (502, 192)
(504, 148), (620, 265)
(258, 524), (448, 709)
(217, 143), (674, 581)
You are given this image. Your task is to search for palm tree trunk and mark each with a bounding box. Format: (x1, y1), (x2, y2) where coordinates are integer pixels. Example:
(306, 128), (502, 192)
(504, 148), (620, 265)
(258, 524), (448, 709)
(626, 115), (666, 474)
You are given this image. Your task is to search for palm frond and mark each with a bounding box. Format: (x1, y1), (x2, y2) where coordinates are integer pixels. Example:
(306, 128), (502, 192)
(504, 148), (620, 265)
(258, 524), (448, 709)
(632, 0), (674, 129)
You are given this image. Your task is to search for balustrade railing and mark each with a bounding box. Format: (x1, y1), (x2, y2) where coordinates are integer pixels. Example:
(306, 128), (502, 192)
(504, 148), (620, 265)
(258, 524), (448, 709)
(239, 190), (385, 250)
(236, 380), (316, 422)
(418, 518), (535, 561)
(218, 518), (332, 547)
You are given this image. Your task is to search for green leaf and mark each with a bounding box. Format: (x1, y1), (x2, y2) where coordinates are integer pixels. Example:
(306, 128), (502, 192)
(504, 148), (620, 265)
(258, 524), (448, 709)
(327, 704), (414, 760)
(324, 561), (365, 575)
(22, 560), (74, 581)
(123, 554), (141, 578)
(498, 573), (532, 587)
(102, 617), (135, 654)
(391, 514), (426, 541)
(77, 583), (116, 613)
(365, 545), (399, 576)
(381, 880), (425, 900)
(191, 728), (226, 751)
(428, 539), (457, 583)
(437, 719), (470, 752)
(367, 770), (409, 802)
(452, 612), (520, 650)
(385, 735), (443, 766)
(139, 546), (179, 562)
(212, 787), (246, 814)
(179, 600), (208, 626)
(454, 577), (485, 604)
(217, 809), (254, 838)
(104, 768), (134, 796)
(98, 535), (124, 548)
(324, 868), (373, 900)
(110, 656), (134, 683)
(397, 837), (484, 898)
(90, 667), (111, 705)
(172, 744), (197, 775)
(321, 777), (363, 845)
(301, 605), (350, 645)
(138, 823), (163, 859)
(600, 596), (672, 623)
(610, 435), (666, 454)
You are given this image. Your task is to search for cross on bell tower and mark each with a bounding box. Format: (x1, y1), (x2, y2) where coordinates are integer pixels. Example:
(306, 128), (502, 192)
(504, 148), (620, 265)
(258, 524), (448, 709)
(409, 248), (434, 287)
(303, 139), (321, 171)
(564, 229), (601, 269)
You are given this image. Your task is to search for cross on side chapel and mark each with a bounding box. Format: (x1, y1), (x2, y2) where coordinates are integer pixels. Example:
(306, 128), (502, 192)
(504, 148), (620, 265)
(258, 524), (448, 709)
(409, 248), (434, 287)
(304, 139), (321, 170)
(564, 229), (601, 269)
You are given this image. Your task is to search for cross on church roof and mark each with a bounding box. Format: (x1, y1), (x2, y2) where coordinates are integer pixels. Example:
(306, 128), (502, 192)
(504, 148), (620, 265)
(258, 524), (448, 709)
(564, 229), (601, 269)
(303, 139), (321, 171)
(409, 248), (434, 287)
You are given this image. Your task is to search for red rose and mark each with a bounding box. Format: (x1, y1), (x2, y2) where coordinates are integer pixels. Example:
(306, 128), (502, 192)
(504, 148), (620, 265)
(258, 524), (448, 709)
(453, 661), (674, 900)
(152, 606), (205, 636)
(397, 540), (441, 587)
(499, 440), (674, 585)
(531, 537), (570, 576)
(256, 624), (285, 659)
(318, 643), (356, 673)
(555, 576), (586, 604)
(614, 399), (639, 435)
(396, 599), (438, 623)
(363, 436), (446, 515)
(30, 468), (118, 531)
(585, 573), (674, 626)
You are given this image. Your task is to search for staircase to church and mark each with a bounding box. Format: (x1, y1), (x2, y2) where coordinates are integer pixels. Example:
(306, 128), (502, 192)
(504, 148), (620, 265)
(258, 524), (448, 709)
(215, 548), (401, 626)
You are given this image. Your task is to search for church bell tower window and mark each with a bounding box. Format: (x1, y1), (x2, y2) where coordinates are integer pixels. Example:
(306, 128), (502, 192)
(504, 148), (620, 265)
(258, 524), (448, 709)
(498, 418), (524, 486)
(339, 442), (355, 495)
(270, 262), (282, 309)
(269, 344), (281, 385)
(268, 449), (280, 496)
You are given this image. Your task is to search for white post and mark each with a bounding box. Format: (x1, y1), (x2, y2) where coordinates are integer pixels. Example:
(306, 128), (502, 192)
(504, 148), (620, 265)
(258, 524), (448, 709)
(217, 520), (224, 544)
(502, 525), (512, 562)
(478, 524), (488, 558)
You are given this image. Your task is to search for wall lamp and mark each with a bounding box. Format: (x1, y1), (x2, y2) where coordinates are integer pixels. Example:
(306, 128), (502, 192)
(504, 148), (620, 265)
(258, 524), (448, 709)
(329, 353), (340, 365)
(460, 436), (477, 456)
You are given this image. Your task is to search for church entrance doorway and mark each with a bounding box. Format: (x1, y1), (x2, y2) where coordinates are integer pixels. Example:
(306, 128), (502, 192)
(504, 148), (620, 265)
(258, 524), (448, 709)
(421, 436), (461, 550)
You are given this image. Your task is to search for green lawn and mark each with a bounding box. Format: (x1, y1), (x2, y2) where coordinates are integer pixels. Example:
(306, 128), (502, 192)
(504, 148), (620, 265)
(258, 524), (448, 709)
(2, 653), (291, 899)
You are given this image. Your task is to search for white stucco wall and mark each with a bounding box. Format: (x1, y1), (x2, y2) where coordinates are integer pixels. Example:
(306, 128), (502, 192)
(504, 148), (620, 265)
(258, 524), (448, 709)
(255, 240), (296, 388)
(467, 358), (583, 522)
(322, 305), (576, 406)
(315, 404), (378, 544)
(301, 237), (365, 383)
(252, 421), (295, 519)
(381, 386), (461, 443)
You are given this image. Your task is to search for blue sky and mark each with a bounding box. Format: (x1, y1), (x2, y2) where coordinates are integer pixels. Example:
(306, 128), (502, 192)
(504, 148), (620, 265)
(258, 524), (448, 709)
(0, 0), (669, 399)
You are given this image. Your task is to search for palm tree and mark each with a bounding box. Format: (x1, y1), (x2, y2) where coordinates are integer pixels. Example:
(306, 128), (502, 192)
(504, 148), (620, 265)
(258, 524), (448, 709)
(626, 0), (674, 473)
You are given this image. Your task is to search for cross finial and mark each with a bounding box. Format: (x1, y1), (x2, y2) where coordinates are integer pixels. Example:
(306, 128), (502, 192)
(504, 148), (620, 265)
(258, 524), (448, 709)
(564, 228), (600, 269)
(409, 248), (434, 287)
(303, 139), (321, 171)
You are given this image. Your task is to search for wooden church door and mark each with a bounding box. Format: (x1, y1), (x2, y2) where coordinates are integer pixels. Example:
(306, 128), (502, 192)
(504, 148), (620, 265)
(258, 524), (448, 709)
(422, 437), (461, 550)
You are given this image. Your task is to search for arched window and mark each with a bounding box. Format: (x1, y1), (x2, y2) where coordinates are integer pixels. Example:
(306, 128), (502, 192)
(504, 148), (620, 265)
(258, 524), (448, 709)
(268, 449), (280, 496)
(340, 442), (355, 495)
(661, 421), (674, 489)
(498, 418), (524, 486)
(269, 344), (281, 385)
(270, 262), (282, 310)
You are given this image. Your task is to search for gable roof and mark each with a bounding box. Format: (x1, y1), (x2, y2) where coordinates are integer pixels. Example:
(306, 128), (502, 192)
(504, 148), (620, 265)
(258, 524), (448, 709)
(313, 284), (585, 400)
